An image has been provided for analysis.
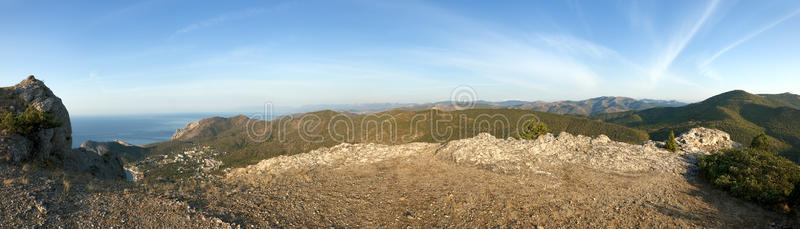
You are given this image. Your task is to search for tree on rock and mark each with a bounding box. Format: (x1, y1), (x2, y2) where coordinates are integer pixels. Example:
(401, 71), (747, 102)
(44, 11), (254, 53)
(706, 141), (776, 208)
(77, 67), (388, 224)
(519, 119), (548, 140)
(665, 130), (679, 152)
(750, 133), (771, 152)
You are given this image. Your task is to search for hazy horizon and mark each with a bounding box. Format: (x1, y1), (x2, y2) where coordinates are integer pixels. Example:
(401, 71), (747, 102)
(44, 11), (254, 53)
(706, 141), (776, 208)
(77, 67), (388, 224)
(2, 0), (799, 115)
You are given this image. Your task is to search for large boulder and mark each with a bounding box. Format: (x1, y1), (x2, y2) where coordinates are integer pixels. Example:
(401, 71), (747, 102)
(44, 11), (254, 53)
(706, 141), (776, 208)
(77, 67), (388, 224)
(0, 75), (71, 162)
(1, 75), (124, 179)
(0, 132), (32, 162)
(676, 127), (742, 153)
(62, 148), (125, 179)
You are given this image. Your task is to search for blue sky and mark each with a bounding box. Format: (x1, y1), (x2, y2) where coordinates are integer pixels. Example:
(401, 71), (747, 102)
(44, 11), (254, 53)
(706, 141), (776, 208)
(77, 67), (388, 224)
(1, 0), (799, 115)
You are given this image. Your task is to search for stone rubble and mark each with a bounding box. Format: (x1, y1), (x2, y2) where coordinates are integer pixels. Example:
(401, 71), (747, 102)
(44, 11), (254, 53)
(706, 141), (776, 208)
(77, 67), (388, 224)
(228, 142), (437, 178)
(229, 127), (742, 179)
(675, 127), (742, 153)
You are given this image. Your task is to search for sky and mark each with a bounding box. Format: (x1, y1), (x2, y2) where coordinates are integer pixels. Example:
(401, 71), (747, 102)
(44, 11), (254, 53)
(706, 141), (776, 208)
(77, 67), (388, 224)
(1, 0), (799, 115)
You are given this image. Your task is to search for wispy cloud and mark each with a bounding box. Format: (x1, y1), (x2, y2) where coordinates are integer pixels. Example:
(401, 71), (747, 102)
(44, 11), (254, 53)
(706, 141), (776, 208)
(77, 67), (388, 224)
(626, 0), (656, 41)
(537, 34), (620, 59)
(698, 7), (800, 79)
(428, 39), (601, 90)
(566, 0), (593, 38)
(648, 0), (720, 85)
(170, 7), (267, 38)
(379, 1), (607, 92)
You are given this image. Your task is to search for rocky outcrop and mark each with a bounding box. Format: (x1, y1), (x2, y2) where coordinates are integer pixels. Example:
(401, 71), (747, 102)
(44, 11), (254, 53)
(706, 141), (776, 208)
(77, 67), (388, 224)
(0, 76), (124, 179)
(675, 127), (742, 153)
(229, 127), (741, 180)
(227, 142), (436, 177)
(436, 132), (683, 175)
(62, 148), (126, 179)
(80, 139), (141, 156)
(0, 75), (71, 162)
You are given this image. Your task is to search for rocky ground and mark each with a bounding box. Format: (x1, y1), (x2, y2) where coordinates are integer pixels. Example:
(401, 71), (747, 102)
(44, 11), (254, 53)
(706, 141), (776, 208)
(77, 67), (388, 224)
(0, 162), (230, 228)
(2, 128), (798, 228)
(210, 129), (797, 227)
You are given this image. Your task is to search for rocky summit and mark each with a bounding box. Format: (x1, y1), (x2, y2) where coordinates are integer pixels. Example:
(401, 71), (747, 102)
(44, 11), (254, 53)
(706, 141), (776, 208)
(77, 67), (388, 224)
(0, 77), (796, 227)
(0, 75), (72, 163)
(215, 128), (795, 227)
(0, 76), (124, 178)
(229, 128), (737, 179)
(675, 127), (743, 153)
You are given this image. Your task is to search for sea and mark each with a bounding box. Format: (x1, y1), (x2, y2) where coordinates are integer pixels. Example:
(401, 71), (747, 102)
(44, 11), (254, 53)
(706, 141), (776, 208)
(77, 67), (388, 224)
(70, 113), (237, 148)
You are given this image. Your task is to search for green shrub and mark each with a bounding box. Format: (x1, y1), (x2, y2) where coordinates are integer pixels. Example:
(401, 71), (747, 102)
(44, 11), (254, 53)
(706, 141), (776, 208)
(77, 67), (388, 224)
(664, 131), (679, 152)
(698, 148), (800, 207)
(519, 119), (548, 140)
(0, 105), (61, 136)
(750, 133), (771, 152)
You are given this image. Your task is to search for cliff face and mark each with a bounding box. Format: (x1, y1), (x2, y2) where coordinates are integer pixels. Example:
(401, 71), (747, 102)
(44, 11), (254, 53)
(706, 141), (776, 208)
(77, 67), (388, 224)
(0, 75), (71, 162)
(0, 76), (124, 179)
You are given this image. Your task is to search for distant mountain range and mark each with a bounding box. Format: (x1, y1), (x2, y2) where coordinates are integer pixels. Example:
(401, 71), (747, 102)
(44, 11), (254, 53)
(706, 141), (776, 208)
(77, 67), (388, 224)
(278, 97), (686, 116)
(92, 90), (800, 180)
(592, 91), (800, 161)
(135, 109), (648, 180)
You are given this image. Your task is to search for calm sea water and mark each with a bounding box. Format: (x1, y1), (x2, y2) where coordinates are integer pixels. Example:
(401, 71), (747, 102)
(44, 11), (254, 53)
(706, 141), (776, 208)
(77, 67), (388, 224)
(70, 113), (236, 148)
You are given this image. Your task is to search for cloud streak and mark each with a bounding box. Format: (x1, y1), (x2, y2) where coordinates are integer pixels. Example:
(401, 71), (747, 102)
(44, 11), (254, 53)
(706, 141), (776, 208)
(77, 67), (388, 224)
(537, 34), (620, 60)
(648, 0), (720, 85)
(701, 7), (800, 68)
(170, 7), (267, 38)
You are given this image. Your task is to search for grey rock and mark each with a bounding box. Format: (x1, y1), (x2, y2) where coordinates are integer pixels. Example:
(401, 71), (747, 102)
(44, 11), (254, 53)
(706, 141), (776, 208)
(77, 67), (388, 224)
(675, 127), (742, 153)
(80, 139), (139, 156)
(0, 132), (32, 162)
(62, 148), (126, 179)
(1, 75), (124, 179)
(229, 128), (740, 181)
(0, 75), (71, 162)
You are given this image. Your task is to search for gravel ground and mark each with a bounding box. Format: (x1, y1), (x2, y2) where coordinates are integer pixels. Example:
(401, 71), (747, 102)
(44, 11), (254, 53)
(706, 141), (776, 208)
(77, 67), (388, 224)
(214, 132), (797, 228)
(2, 130), (798, 228)
(0, 163), (231, 228)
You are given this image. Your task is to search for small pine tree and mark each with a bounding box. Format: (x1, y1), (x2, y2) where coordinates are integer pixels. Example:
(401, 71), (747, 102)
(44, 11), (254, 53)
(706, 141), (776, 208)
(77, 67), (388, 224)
(665, 131), (679, 152)
(750, 133), (771, 152)
(0, 106), (61, 136)
(0, 111), (14, 133)
(519, 119), (548, 140)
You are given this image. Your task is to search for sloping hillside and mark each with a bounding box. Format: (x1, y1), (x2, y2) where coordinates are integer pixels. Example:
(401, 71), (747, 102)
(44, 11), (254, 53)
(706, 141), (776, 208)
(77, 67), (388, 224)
(150, 109), (648, 174)
(592, 90), (800, 161)
(79, 140), (147, 163)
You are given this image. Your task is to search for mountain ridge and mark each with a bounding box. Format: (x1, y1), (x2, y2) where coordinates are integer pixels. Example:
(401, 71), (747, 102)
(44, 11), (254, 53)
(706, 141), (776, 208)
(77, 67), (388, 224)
(592, 90), (800, 161)
(266, 96), (686, 116)
(143, 108), (650, 178)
